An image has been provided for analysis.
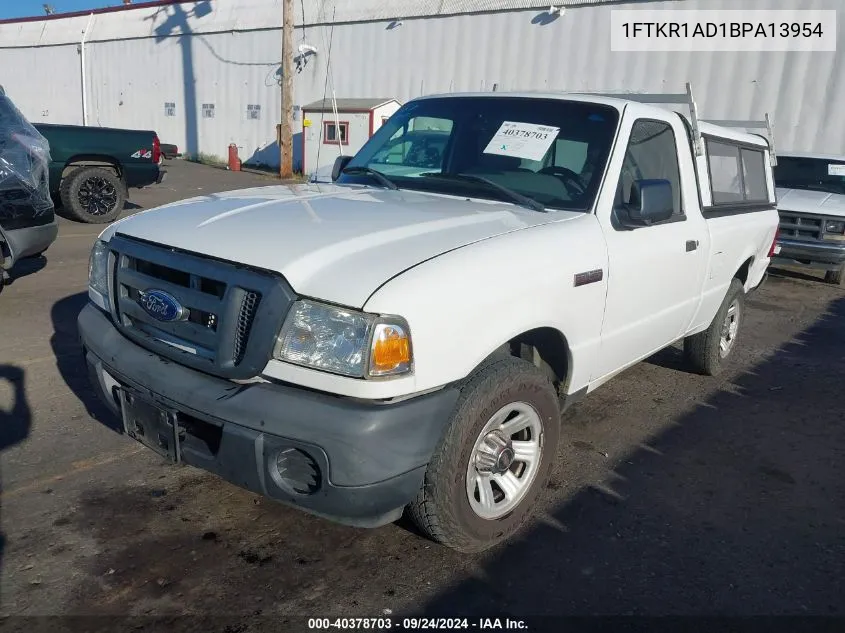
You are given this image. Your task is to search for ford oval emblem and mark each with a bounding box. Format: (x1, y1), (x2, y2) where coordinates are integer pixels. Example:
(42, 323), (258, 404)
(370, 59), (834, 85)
(137, 289), (189, 322)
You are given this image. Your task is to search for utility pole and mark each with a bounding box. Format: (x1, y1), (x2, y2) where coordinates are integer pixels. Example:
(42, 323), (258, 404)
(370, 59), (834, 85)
(279, 0), (294, 179)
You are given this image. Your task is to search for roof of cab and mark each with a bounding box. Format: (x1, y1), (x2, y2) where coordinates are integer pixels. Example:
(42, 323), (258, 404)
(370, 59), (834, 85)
(411, 91), (771, 149)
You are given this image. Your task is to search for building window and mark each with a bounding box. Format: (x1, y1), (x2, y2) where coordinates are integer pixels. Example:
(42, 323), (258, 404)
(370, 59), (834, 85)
(202, 103), (215, 119)
(324, 121), (349, 145)
(247, 104), (261, 120)
(164, 102), (176, 117)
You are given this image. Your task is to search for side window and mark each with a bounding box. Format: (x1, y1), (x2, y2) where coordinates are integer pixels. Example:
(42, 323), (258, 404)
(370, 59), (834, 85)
(706, 140), (743, 203)
(741, 148), (768, 201)
(617, 120), (683, 216)
(706, 139), (770, 205)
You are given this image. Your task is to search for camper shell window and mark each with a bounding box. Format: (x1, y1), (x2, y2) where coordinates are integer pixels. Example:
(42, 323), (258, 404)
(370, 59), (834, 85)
(704, 136), (770, 207)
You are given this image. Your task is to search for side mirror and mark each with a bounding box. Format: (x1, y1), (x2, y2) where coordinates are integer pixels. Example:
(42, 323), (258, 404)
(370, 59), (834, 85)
(626, 179), (675, 226)
(331, 155), (353, 182)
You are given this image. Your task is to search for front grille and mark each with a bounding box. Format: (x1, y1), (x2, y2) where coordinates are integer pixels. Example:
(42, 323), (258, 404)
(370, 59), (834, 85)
(778, 211), (824, 241)
(106, 234), (295, 380)
(234, 291), (261, 365)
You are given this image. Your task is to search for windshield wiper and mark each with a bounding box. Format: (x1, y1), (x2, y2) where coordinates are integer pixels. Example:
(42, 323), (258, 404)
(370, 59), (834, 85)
(424, 173), (546, 212)
(341, 166), (399, 190)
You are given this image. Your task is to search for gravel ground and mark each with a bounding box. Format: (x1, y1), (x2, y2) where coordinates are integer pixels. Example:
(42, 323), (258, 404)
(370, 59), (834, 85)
(0, 160), (843, 630)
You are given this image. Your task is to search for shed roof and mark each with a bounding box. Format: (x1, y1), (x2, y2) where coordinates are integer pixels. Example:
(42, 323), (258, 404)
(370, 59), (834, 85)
(302, 98), (399, 112)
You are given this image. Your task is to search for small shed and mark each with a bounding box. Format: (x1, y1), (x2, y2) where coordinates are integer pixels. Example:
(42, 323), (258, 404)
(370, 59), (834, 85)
(302, 97), (401, 180)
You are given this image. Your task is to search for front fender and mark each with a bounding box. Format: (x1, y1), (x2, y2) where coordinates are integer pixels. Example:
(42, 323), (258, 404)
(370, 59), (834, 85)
(364, 214), (609, 397)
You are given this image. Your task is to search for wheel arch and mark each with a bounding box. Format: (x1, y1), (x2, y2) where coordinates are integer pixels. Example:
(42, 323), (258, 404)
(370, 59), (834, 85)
(62, 156), (126, 184)
(734, 255), (754, 286)
(470, 326), (573, 395)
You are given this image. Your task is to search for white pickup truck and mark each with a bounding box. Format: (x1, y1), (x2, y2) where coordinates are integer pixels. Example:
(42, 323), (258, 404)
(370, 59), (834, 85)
(772, 151), (845, 285)
(79, 87), (779, 553)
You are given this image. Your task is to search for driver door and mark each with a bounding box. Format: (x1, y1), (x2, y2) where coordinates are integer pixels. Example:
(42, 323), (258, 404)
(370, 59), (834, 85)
(594, 114), (708, 381)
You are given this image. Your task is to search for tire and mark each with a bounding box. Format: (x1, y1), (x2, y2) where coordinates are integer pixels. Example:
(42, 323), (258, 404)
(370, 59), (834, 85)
(59, 166), (126, 224)
(824, 265), (844, 286)
(684, 277), (746, 376)
(408, 356), (561, 553)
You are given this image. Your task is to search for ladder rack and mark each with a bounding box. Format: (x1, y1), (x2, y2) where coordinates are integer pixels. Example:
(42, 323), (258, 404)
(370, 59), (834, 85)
(700, 114), (777, 166)
(575, 83), (777, 166)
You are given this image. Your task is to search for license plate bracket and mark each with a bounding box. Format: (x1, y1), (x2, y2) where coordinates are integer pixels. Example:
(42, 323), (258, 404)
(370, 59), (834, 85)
(119, 389), (181, 464)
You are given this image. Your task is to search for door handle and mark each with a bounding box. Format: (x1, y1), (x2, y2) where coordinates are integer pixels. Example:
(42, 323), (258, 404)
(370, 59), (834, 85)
(686, 240), (699, 252)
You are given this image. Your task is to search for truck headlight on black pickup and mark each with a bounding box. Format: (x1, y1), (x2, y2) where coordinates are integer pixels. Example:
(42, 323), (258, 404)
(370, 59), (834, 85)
(274, 299), (413, 379)
(88, 239), (110, 310)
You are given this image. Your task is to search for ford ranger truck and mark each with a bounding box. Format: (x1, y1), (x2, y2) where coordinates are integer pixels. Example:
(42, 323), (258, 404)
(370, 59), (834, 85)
(771, 151), (845, 285)
(78, 90), (779, 553)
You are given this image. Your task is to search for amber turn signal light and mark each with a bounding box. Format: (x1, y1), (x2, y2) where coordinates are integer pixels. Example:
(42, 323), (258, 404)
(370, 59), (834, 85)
(369, 322), (412, 376)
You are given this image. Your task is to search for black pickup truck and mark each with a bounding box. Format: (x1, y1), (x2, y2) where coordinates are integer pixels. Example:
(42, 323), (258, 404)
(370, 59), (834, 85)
(35, 122), (165, 224)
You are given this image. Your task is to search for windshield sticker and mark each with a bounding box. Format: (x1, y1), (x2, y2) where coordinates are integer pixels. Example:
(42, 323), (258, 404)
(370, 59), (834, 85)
(828, 164), (845, 176)
(483, 121), (560, 162)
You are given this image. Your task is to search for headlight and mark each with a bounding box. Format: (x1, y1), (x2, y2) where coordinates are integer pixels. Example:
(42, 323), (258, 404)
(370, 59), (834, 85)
(824, 220), (845, 235)
(274, 299), (413, 378)
(88, 239), (110, 308)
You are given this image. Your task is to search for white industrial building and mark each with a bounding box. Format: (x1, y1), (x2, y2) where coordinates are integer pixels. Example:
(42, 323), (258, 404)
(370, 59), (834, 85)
(0, 0), (842, 177)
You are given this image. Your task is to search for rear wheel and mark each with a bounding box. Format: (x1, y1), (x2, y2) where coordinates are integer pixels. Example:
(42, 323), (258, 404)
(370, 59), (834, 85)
(60, 166), (126, 224)
(824, 265), (844, 285)
(684, 277), (745, 376)
(408, 356), (560, 553)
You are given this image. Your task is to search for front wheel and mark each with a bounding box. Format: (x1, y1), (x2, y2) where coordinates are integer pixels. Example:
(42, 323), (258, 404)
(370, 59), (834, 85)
(407, 356), (561, 553)
(684, 277), (746, 376)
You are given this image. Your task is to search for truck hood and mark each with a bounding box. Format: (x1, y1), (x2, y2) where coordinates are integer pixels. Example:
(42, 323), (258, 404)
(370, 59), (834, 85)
(776, 187), (845, 219)
(103, 183), (576, 308)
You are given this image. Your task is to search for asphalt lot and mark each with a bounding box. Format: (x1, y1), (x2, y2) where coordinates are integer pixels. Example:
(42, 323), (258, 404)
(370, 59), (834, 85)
(0, 159), (843, 627)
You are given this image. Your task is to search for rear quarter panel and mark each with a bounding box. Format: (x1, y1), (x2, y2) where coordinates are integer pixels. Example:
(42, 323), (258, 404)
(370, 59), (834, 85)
(363, 213), (609, 397)
(688, 208), (779, 335)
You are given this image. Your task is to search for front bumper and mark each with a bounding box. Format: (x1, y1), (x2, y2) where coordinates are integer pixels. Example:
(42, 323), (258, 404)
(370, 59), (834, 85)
(78, 303), (459, 528)
(1, 219), (58, 269)
(773, 238), (845, 270)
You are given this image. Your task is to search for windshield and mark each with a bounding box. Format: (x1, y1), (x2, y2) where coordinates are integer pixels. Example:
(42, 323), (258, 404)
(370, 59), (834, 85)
(773, 156), (845, 196)
(337, 96), (620, 212)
